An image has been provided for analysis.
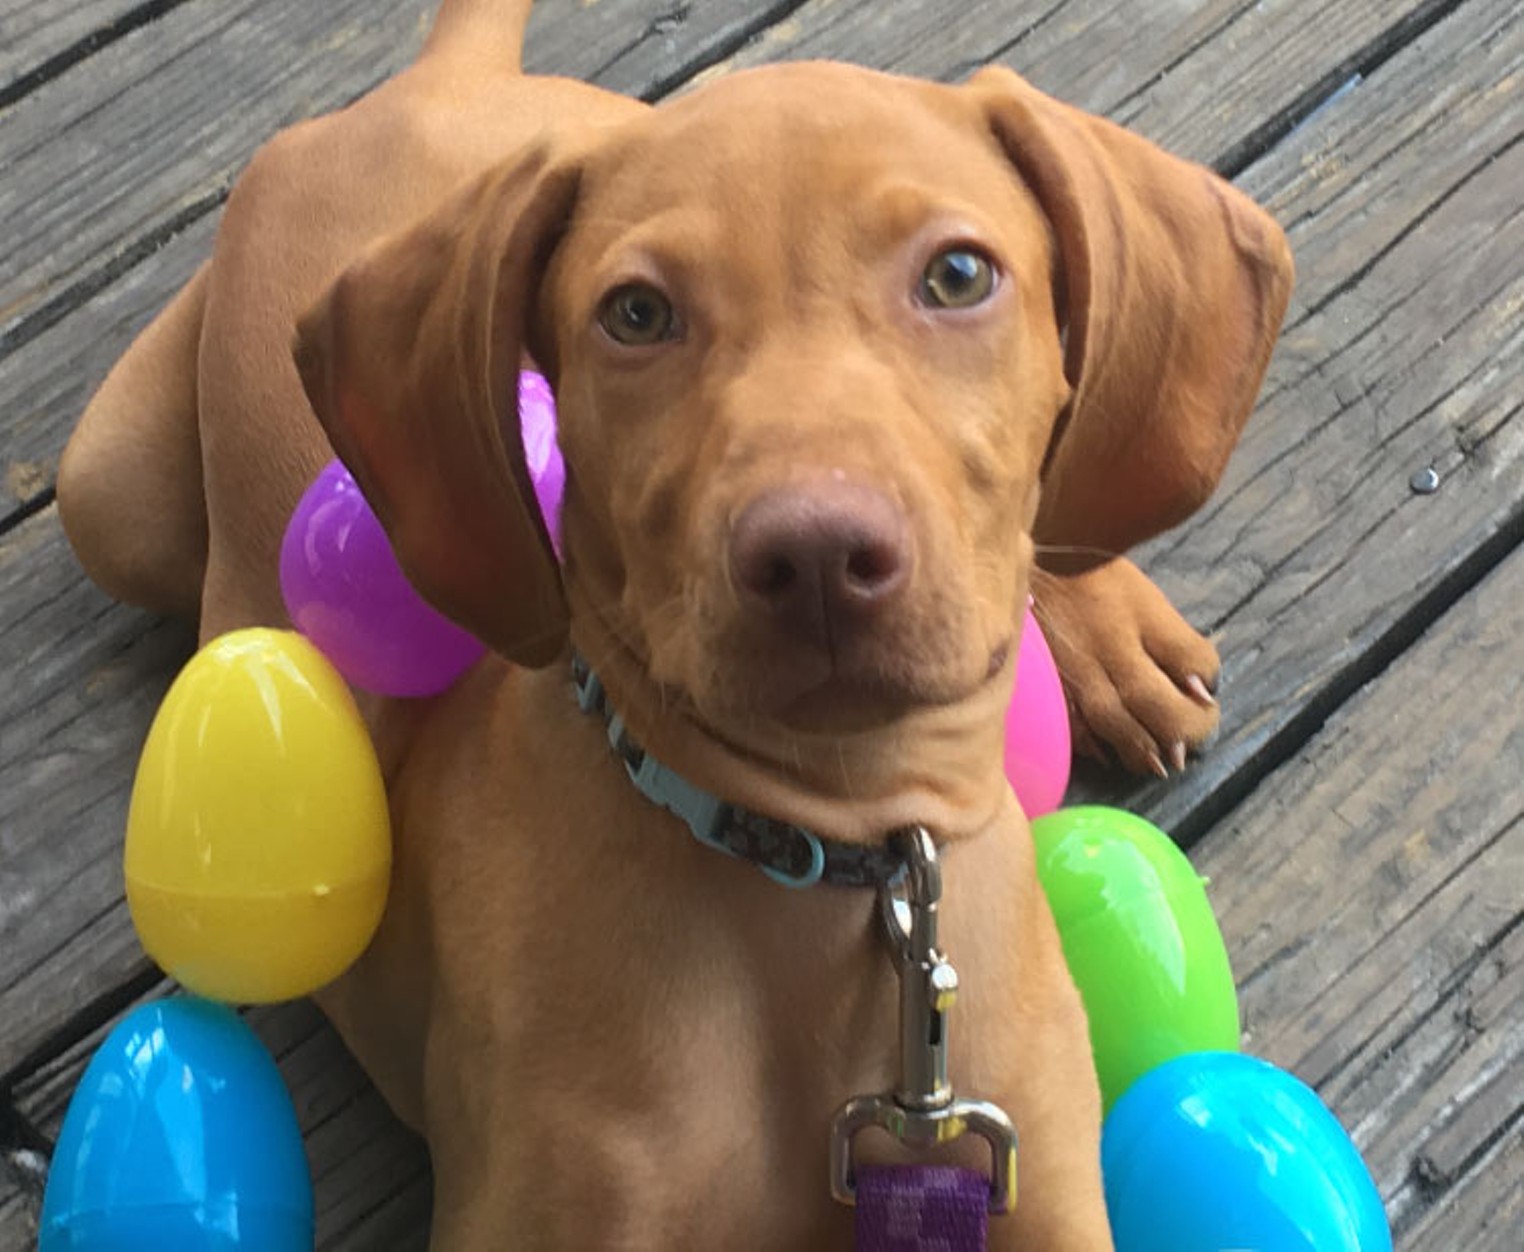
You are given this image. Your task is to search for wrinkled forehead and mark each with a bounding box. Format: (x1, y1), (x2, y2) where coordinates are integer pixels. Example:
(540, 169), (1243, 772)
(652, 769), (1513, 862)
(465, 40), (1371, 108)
(571, 63), (1047, 260)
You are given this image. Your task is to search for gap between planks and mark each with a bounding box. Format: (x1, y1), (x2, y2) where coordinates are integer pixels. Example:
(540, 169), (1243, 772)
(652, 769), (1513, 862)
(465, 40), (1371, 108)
(0, 0), (193, 112)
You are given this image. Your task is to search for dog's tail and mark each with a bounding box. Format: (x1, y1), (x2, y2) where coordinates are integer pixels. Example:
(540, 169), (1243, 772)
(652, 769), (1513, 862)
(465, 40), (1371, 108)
(423, 0), (535, 71)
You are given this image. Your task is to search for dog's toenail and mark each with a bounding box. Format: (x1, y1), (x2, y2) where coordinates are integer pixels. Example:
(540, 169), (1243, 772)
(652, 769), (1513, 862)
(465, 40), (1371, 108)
(1146, 751), (1169, 779)
(1168, 741), (1187, 773)
(1185, 674), (1217, 707)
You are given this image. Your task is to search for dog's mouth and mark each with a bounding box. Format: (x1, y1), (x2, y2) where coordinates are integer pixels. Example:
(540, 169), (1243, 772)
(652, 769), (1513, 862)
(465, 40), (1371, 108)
(694, 633), (1014, 734)
(586, 598), (1010, 738)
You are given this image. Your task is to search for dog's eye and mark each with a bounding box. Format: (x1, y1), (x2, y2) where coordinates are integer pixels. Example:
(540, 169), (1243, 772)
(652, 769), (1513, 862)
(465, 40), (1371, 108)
(919, 248), (996, 309)
(597, 283), (676, 346)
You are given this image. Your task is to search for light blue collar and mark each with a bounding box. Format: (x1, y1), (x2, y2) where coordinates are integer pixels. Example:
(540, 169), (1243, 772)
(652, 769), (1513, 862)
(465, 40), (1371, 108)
(571, 656), (906, 889)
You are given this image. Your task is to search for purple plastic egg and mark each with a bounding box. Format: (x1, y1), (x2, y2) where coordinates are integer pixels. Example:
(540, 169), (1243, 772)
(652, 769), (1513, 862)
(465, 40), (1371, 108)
(280, 459), (485, 697)
(520, 369), (565, 554)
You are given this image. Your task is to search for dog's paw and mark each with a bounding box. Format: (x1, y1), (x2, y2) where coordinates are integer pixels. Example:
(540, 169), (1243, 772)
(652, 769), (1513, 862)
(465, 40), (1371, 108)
(1031, 559), (1220, 777)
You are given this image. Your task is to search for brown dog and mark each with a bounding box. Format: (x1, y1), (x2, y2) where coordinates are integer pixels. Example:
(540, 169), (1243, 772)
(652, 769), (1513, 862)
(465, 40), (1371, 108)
(58, 1), (1291, 1246)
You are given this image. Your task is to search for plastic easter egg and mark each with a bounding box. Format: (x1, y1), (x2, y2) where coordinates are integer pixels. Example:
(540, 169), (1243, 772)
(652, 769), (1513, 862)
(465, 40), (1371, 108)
(40, 998), (313, 1250)
(126, 628), (391, 1003)
(1103, 1052), (1392, 1251)
(519, 369), (565, 553)
(280, 456), (484, 696)
(1004, 605), (1070, 816)
(1031, 806), (1238, 1111)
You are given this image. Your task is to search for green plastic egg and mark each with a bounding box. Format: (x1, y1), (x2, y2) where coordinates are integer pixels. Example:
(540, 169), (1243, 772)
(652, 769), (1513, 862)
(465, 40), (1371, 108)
(1032, 806), (1240, 1113)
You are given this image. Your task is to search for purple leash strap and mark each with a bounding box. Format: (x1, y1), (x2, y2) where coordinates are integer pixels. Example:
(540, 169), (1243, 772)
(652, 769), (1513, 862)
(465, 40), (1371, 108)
(856, 1166), (990, 1251)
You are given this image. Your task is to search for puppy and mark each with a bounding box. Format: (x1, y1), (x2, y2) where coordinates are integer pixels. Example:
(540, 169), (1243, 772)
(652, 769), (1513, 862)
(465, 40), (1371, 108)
(58, 0), (1292, 1246)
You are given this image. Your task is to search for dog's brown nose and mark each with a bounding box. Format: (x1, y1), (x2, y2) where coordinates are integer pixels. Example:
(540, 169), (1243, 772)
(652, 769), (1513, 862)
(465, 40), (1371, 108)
(729, 483), (910, 643)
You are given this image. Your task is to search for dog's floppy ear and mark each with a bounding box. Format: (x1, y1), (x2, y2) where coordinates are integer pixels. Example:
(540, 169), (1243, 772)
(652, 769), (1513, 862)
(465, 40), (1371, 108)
(295, 149), (577, 667)
(968, 66), (1293, 559)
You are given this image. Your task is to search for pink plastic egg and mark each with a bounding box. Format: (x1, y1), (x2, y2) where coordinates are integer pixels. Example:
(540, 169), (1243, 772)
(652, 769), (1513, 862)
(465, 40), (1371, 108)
(280, 459), (485, 697)
(1005, 605), (1071, 817)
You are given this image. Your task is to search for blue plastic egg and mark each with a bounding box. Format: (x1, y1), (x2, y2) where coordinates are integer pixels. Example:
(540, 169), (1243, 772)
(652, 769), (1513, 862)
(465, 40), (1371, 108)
(40, 998), (313, 1250)
(1103, 1051), (1391, 1252)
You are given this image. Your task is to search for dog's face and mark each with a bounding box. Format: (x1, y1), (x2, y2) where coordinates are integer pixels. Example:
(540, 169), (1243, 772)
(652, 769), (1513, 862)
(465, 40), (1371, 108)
(297, 60), (1290, 781)
(539, 66), (1069, 732)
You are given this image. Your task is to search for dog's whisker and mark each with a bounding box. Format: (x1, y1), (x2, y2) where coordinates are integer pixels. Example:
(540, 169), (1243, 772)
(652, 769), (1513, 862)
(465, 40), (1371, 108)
(1031, 542), (1123, 563)
(833, 743), (854, 798)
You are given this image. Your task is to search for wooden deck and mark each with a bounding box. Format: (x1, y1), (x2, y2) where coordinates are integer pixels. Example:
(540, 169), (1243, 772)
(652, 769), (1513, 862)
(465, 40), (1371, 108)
(1, 0), (1520, 1246)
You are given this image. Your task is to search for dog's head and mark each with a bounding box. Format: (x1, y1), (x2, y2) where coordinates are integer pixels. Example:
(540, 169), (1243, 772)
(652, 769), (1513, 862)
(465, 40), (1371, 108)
(295, 63), (1290, 835)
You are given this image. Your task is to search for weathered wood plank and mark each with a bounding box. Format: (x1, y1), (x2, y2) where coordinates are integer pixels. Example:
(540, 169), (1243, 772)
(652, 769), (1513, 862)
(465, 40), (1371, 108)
(0, 1100), (45, 1251)
(14, 992), (432, 1249)
(1, 215), (216, 520)
(0, 0), (801, 523)
(0, 509), (190, 1081)
(524, 0), (805, 99)
(714, 0), (1241, 90)
(1075, 0), (1524, 838)
(0, 0), (778, 352)
(1403, 1129), (1523, 1251)
(714, 0), (1454, 168)
(1109, 0), (1470, 174)
(1355, 911), (1523, 1239)
(0, 1190), (35, 1250)
(1245, 0), (1522, 320)
(1194, 539), (1524, 1239)
(0, 0), (436, 348)
(0, 0), (146, 100)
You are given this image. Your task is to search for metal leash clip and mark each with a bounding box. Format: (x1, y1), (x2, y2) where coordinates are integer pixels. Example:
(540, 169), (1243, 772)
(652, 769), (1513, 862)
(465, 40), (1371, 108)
(828, 826), (1018, 1214)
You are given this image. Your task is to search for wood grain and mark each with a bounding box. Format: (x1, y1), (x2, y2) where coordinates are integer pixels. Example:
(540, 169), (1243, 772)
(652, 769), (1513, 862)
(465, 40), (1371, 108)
(1074, 0), (1524, 841)
(0, 1099), (45, 1248)
(524, 0), (808, 99)
(0, 1193), (33, 1250)
(0, 0), (781, 347)
(1195, 540), (1524, 1242)
(0, 0), (437, 349)
(1404, 1130), (1523, 1250)
(1, 215), (216, 521)
(0, 509), (190, 1081)
(0, 0), (148, 99)
(0, 0), (803, 523)
(710, 0), (1458, 166)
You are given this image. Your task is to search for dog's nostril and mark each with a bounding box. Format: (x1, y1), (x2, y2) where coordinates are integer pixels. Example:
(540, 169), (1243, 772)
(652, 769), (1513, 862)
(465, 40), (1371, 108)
(845, 542), (897, 590)
(762, 556), (798, 595)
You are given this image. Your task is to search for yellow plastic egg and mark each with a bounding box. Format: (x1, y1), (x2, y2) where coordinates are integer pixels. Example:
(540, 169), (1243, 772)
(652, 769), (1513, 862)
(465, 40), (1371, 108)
(125, 628), (391, 1003)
